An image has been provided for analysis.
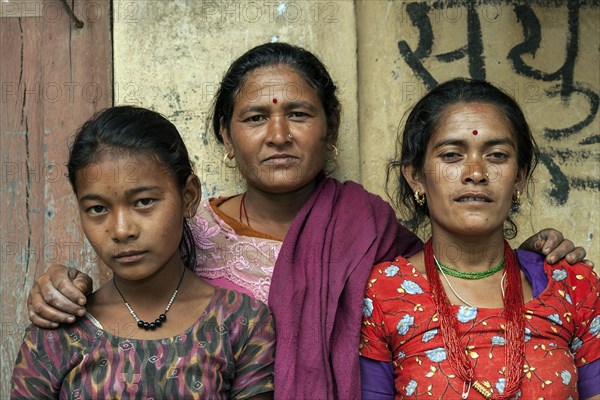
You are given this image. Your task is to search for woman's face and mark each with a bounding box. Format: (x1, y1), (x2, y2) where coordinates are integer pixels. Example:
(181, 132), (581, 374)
(405, 102), (525, 240)
(222, 65), (332, 194)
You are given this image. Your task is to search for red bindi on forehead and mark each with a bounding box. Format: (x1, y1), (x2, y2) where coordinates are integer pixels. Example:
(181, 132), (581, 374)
(272, 98), (278, 104)
(467, 103), (483, 136)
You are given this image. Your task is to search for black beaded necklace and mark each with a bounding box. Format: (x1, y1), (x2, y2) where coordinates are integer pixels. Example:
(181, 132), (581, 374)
(113, 267), (186, 330)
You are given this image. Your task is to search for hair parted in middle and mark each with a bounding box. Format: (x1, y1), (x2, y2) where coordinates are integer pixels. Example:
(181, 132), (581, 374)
(388, 77), (539, 239)
(210, 42), (341, 145)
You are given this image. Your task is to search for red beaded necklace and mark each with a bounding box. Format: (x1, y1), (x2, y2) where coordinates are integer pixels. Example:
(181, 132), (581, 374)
(424, 240), (525, 399)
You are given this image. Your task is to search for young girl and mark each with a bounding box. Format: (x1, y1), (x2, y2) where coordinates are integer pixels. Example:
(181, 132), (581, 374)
(11, 106), (275, 399)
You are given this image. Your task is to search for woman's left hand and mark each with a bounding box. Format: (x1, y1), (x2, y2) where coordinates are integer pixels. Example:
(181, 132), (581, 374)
(519, 228), (593, 267)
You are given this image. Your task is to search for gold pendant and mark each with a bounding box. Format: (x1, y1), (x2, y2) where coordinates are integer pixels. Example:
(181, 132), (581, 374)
(472, 380), (492, 399)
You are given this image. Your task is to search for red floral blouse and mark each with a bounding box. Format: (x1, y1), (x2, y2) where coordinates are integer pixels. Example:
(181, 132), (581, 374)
(360, 257), (600, 399)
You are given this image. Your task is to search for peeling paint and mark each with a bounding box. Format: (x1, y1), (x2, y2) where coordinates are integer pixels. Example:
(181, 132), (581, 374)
(277, 3), (287, 15)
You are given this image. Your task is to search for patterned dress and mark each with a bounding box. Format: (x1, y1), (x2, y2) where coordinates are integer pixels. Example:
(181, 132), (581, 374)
(360, 256), (600, 399)
(11, 287), (275, 399)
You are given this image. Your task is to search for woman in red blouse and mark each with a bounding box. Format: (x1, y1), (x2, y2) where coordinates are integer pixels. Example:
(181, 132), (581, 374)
(360, 78), (599, 400)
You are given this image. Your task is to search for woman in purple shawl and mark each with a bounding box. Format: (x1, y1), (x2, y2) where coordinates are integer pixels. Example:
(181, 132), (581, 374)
(27, 43), (588, 399)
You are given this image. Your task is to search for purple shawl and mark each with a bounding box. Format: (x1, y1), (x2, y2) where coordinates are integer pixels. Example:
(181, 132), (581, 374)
(268, 177), (422, 399)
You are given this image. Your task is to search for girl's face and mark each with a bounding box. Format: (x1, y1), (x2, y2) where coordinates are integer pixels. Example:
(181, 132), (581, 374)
(222, 65), (332, 194)
(404, 102), (525, 240)
(75, 152), (199, 282)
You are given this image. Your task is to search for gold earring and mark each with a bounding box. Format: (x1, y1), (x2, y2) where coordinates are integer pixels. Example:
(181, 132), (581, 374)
(414, 190), (426, 206)
(223, 152), (236, 169)
(328, 144), (338, 161)
(513, 190), (521, 205)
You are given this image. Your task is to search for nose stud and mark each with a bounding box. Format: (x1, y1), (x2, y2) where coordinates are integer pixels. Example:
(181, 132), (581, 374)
(288, 133), (293, 141)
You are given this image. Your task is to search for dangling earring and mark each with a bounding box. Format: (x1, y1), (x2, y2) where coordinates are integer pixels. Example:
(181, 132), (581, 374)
(223, 152), (237, 169)
(414, 190), (426, 206)
(513, 190), (521, 206)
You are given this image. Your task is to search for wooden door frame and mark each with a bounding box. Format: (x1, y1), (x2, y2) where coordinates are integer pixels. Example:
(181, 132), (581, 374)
(1, 0), (112, 393)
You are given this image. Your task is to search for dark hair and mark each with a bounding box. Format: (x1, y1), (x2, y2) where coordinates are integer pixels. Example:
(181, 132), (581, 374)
(211, 42), (341, 143)
(389, 77), (539, 238)
(67, 105), (197, 270)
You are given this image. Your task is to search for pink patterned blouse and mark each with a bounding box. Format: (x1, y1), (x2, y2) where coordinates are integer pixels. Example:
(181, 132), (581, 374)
(191, 198), (282, 303)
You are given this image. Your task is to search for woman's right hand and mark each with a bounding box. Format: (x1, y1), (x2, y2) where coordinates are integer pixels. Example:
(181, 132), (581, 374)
(28, 264), (93, 328)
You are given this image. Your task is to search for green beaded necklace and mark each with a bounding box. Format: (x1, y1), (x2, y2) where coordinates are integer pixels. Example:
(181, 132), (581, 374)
(433, 255), (505, 279)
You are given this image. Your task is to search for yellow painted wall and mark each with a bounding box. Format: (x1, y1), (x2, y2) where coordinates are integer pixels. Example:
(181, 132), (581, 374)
(356, 1), (599, 261)
(113, 0), (360, 197)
